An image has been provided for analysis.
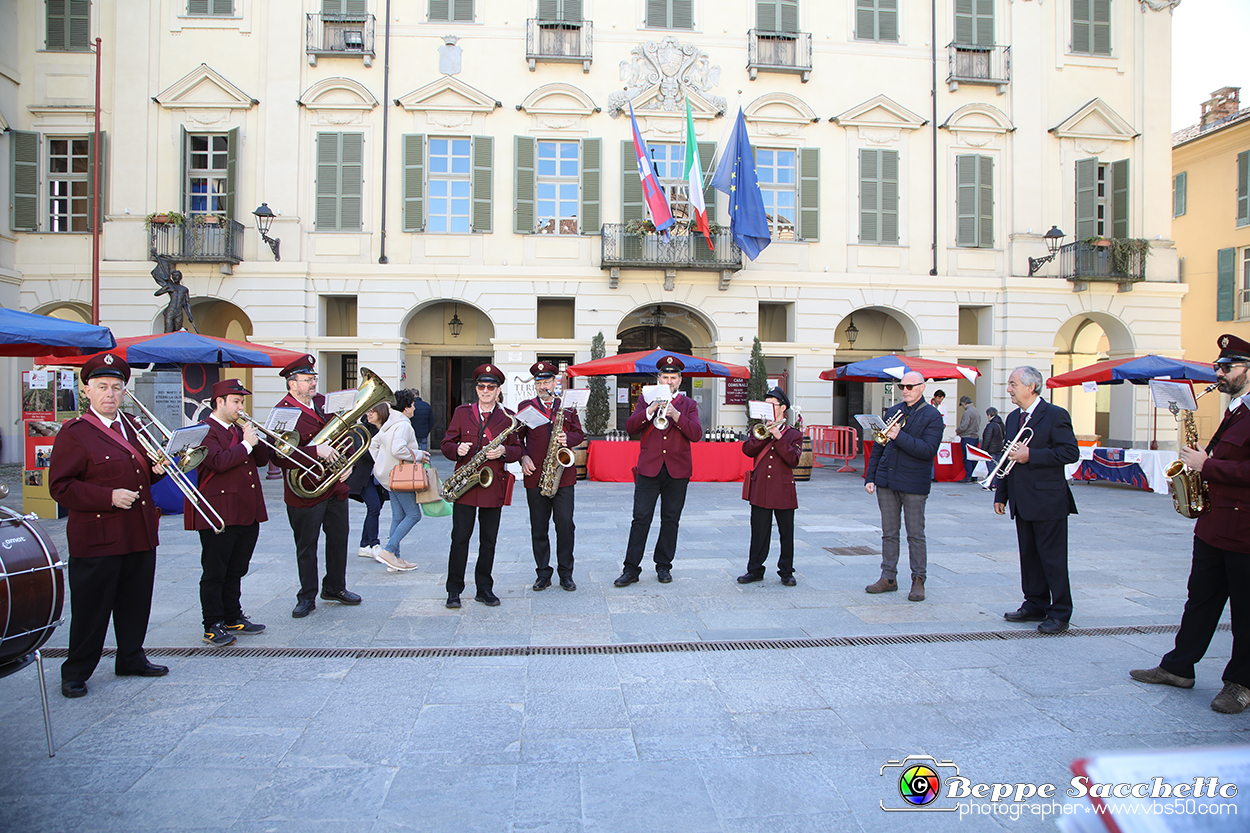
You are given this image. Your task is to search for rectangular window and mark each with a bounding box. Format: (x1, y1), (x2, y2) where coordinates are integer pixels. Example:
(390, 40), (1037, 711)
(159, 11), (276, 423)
(855, 0), (898, 43)
(646, 0), (694, 30)
(859, 149), (899, 245)
(427, 137), (472, 234)
(1173, 171), (1187, 218)
(757, 148), (796, 241)
(1072, 0), (1111, 56)
(954, 0), (993, 45)
(428, 0), (474, 22)
(536, 141), (580, 235)
(187, 135), (228, 218)
(187, 0), (234, 15)
(46, 0), (91, 51)
(1075, 156), (1127, 239)
(315, 132), (363, 232)
(538, 0), (583, 21)
(956, 154), (993, 248)
(48, 137), (90, 232)
(1238, 151), (1249, 228)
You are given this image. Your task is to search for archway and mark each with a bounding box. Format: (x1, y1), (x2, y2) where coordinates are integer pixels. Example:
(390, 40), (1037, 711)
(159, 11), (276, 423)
(34, 302), (93, 324)
(1052, 313), (1136, 445)
(185, 299), (255, 401)
(402, 301), (496, 442)
(831, 307), (917, 434)
(613, 304), (715, 432)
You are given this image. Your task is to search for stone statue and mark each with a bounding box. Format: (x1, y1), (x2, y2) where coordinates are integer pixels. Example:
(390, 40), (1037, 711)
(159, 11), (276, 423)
(151, 256), (196, 333)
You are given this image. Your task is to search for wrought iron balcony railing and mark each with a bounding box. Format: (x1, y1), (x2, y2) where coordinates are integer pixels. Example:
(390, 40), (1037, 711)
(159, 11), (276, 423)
(601, 224), (742, 273)
(306, 13), (375, 63)
(526, 19), (592, 72)
(747, 30), (812, 82)
(1059, 240), (1148, 290)
(947, 43), (1010, 93)
(149, 219), (245, 265)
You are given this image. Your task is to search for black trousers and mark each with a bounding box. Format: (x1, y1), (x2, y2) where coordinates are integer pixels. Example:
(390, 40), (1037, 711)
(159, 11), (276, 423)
(287, 498), (349, 603)
(623, 465), (689, 575)
(1014, 517), (1073, 622)
(527, 485), (575, 580)
(62, 550), (156, 683)
(745, 505), (795, 578)
(447, 503), (501, 596)
(1162, 535), (1250, 687)
(199, 523), (260, 629)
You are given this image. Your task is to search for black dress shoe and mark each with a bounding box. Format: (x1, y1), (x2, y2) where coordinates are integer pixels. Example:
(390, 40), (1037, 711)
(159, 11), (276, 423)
(116, 661), (169, 678)
(532, 577), (552, 591)
(475, 590), (501, 607)
(320, 588), (362, 605)
(560, 577), (576, 591)
(1038, 618), (1070, 634)
(61, 680), (87, 699)
(292, 599), (315, 618)
(446, 595), (461, 609)
(737, 573), (764, 584)
(1003, 608), (1047, 623)
(780, 575), (797, 587)
(614, 572), (639, 587)
(656, 569), (672, 584)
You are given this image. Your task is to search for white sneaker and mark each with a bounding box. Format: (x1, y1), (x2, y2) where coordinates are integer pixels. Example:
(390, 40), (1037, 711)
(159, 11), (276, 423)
(358, 545), (379, 558)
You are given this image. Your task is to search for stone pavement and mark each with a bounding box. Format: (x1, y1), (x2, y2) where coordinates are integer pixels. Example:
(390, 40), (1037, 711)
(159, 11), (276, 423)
(2, 457), (1248, 832)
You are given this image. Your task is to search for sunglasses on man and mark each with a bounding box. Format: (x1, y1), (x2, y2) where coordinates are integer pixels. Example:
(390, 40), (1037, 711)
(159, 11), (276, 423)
(1213, 362), (1249, 373)
(476, 383), (499, 391)
(898, 383), (921, 391)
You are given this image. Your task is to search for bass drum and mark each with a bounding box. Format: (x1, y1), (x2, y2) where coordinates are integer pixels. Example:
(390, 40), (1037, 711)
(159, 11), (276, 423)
(0, 506), (64, 676)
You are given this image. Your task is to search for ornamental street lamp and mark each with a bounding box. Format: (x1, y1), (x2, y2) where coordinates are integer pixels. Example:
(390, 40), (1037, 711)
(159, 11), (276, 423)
(253, 204), (281, 261)
(1027, 226), (1066, 277)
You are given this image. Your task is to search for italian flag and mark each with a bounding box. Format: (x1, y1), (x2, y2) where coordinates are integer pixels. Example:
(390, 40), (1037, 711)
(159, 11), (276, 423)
(684, 98), (714, 251)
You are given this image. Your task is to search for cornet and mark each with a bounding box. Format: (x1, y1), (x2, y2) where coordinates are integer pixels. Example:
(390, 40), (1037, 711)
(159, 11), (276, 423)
(751, 419), (787, 440)
(979, 424), (1034, 490)
(873, 410), (906, 444)
(651, 393), (677, 430)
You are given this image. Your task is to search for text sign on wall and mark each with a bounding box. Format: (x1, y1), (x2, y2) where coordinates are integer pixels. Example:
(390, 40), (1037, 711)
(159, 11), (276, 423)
(725, 377), (748, 405)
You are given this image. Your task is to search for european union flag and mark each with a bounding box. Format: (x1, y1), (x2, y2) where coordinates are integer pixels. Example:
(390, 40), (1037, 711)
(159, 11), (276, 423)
(710, 107), (770, 260)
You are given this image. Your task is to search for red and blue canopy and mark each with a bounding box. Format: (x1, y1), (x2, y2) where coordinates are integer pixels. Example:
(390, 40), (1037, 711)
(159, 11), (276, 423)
(33, 331), (309, 369)
(566, 349), (749, 379)
(1045, 354), (1216, 388)
(0, 308), (115, 357)
(820, 355), (980, 383)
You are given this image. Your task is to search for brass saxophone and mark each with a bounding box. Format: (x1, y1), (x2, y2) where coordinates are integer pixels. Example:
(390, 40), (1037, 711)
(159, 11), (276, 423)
(539, 400), (575, 498)
(1166, 383), (1218, 518)
(441, 413), (520, 501)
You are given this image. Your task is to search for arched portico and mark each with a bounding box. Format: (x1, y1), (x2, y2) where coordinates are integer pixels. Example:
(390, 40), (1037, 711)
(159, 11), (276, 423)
(401, 300), (497, 442)
(1052, 312), (1137, 445)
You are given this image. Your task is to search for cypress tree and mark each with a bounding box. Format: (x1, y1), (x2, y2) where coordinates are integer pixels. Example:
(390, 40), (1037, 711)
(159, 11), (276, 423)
(585, 331), (611, 436)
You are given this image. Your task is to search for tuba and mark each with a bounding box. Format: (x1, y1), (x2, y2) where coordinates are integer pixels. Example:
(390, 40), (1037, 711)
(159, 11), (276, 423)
(1166, 383), (1218, 518)
(286, 368), (393, 500)
(539, 400), (576, 498)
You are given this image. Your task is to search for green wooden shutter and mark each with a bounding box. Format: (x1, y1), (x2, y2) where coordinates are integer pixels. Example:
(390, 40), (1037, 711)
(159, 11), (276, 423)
(581, 137), (601, 235)
(563, 0), (583, 21)
(428, 0), (449, 22)
(344, 0), (367, 13)
(1075, 156), (1099, 239)
(879, 149), (897, 245)
(538, 0), (559, 20)
(47, 0), (90, 51)
(1092, 0), (1111, 55)
(211, 0), (235, 14)
(698, 140), (717, 224)
(403, 134), (425, 232)
(11, 131), (39, 232)
(180, 127), (190, 214)
(224, 127), (238, 221)
(646, 0), (667, 27)
(855, 0), (875, 40)
(1218, 247), (1236, 322)
(322, 0), (342, 14)
(188, 0), (210, 16)
(954, 0), (974, 43)
(757, 0), (777, 31)
(978, 155), (994, 248)
(1073, 0), (1110, 54)
(878, 0), (898, 42)
(340, 133), (363, 231)
(859, 150), (878, 243)
(671, 0), (693, 29)
(622, 139), (643, 223)
(1238, 151), (1249, 227)
(797, 147), (820, 243)
(316, 133), (344, 231)
(779, 0), (798, 33)
(472, 135), (493, 233)
(1072, 0), (1090, 53)
(956, 155), (978, 247)
(540, 0), (581, 21)
(514, 136), (536, 234)
(975, 0), (993, 45)
(87, 131), (106, 232)
(452, 0), (474, 22)
(1110, 158), (1129, 239)
(1173, 171), (1186, 218)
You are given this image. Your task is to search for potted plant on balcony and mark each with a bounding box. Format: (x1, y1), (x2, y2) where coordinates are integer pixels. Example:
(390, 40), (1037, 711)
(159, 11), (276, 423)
(624, 219), (656, 236)
(145, 211), (186, 229)
(1083, 236), (1151, 277)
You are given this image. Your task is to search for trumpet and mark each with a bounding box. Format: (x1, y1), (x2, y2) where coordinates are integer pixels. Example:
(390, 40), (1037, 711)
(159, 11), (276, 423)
(122, 391), (225, 533)
(651, 393), (677, 430)
(873, 410), (906, 444)
(751, 419), (787, 440)
(979, 424), (1035, 490)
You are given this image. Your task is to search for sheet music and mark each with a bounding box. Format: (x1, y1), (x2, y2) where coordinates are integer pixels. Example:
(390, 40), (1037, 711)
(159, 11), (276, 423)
(748, 400), (776, 421)
(854, 414), (887, 435)
(560, 388), (589, 409)
(323, 389), (358, 414)
(642, 384), (673, 404)
(165, 424), (210, 458)
(516, 405), (550, 429)
(266, 407), (302, 435)
(1149, 379), (1198, 411)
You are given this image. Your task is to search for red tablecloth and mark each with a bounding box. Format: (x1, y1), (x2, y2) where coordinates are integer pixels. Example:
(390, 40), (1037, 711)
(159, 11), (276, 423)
(586, 441), (752, 482)
(862, 440), (966, 482)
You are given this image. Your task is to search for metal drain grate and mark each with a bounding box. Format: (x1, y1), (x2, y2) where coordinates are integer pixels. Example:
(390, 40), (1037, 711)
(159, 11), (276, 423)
(35, 623), (1221, 660)
(824, 546), (879, 556)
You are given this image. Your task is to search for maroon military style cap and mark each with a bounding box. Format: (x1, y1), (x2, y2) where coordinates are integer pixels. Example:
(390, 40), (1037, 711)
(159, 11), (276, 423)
(530, 361), (558, 380)
(80, 352), (131, 384)
(475, 363), (504, 384)
(280, 354), (317, 378)
(656, 355), (685, 373)
(211, 379), (252, 399)
(1217, 334), (1250, 363)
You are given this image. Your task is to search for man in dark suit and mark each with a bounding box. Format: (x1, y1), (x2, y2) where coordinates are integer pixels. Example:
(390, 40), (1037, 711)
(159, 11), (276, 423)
(738, 388), (804, 586)
(191, 379), (271, 647)
(994, 365), (1080, 634)
(518, 361), (585, 592)
(49, 353), (168, 698)
(273, 355), (361, 619)
(615, 355), (702, 587)
(1131, 334), (1250, 714)
(409, 388), (434, 451)
(864, 371), (944, 602)
(442, 363), (523, 608)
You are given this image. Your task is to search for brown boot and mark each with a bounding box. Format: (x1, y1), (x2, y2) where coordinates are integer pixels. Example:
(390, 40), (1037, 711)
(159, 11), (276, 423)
(865, 577), (897, 594)
(908, 576), (925, 602)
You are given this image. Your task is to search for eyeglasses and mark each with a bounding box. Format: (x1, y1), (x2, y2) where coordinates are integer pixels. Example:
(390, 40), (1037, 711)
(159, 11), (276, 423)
(1213, 362), (1248, 373)
(476, 383), (499, 391)
(898, 383), (921, 391)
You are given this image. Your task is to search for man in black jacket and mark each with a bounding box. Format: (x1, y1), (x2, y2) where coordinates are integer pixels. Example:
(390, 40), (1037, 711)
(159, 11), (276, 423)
(864, 371), (944, 602)
(994, 366), (1080, 634)
(409, 388), (433, 451)
(981, 407), (1005, 462)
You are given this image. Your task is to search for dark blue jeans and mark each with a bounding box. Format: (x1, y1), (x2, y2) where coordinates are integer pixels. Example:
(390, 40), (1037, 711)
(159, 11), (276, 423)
(360, 478), (385, 548)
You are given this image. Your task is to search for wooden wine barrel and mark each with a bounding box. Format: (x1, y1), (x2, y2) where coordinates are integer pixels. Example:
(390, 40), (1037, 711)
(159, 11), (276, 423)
(794, 435), (813, 482)
(573, 440), (590, 481)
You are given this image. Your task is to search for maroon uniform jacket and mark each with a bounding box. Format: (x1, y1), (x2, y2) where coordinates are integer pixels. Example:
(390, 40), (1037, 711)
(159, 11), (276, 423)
(185, 416), (271, 531)
(273, 393), (349, 508)
(48, 412), (163, 558)
(517, 396), (586, 491)
(441, 403), (523, 507)
(625, 393), (702, 479)
(1195, 403), (1250, 554)
(741, 426), (803, 510)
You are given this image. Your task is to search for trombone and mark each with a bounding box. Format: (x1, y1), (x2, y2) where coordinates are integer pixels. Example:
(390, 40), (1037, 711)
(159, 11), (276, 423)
(199, 399), (322, 481)
(122, 391), (226, 533)
(979, 424), (1034, 491)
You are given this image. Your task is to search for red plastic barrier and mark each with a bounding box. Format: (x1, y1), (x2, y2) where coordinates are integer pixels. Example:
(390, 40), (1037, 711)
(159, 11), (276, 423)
(808, 425), (859, 472)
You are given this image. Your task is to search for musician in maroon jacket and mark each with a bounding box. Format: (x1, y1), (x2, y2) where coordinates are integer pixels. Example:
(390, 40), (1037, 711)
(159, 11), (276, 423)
(190, 379), (271, 647)
(1132, 333), (1250, 715)
(737, 388), (803, 586)
(272, 355), (360, 619)
(518, 361), (586, 592)
(49, 353), (167, 699)
(615, 355), (702, 587)
(441, 363), (523, 609)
